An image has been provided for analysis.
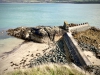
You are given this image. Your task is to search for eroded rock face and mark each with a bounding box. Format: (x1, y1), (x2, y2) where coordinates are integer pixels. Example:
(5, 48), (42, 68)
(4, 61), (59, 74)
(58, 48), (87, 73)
(7, 26), (65, 43)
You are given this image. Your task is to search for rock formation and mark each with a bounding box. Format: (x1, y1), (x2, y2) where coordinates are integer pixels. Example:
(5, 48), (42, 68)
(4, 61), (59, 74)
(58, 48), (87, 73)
(72, 27), (100, 58)
(7, 26), (67, 43)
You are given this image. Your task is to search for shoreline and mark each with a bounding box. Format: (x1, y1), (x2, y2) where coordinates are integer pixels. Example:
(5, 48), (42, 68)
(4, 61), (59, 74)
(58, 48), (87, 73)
(0, 38), (24, 56)
(0, 23), (100, 75)
(1, 2), (100, 4)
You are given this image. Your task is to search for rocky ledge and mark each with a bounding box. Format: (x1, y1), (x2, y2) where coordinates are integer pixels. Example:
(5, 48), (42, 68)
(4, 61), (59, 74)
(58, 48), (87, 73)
(7, 25), (68, 43)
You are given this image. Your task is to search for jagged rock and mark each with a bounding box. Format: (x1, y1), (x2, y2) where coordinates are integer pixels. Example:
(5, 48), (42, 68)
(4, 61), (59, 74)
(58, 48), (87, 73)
(7, 26), (65, 43)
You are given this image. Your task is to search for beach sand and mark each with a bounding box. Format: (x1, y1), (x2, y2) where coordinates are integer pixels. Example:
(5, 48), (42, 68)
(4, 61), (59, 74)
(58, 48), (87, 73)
(0, 31), (62, 75)
(0, 39), (51, 75)
(83, 51), (100, 65)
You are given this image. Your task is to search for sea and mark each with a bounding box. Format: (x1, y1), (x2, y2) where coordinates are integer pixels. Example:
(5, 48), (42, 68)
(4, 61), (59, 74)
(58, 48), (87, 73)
(0, 3), (100, 54)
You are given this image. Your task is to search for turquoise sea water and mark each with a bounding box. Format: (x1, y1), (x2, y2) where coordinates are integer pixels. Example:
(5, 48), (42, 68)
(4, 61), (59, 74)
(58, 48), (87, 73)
(0, 3), (100, 30)
(0, 3), (100, 53)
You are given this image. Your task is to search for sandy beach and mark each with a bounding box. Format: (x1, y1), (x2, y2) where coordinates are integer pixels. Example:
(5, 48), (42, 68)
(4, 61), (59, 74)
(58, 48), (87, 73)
(0, 38), (24, 56)
(0, 40), (51, 75)
(83, 51), (100, 65)
(0, 27), (63, 75)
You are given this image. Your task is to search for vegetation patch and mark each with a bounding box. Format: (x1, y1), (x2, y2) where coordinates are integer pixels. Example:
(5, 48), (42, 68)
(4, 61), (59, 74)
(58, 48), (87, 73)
(6, 64), (85, 75)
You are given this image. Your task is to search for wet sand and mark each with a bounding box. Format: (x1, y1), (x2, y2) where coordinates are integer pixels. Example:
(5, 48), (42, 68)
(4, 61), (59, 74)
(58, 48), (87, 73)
(0, 38), (24, 56)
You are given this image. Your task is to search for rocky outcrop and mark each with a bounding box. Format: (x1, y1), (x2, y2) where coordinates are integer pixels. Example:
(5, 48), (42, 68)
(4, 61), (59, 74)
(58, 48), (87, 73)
(7, 26), (66, 43)
(72, 27), (100, 58)
(6, 22), (90, 43)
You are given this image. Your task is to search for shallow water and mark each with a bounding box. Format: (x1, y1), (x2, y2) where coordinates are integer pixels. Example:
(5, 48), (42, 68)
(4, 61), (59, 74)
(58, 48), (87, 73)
(0, 38), (23, 55)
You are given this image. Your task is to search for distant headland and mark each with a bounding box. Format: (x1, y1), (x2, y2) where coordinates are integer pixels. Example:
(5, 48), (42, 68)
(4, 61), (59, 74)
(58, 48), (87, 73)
(0, 0), (100, 4)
